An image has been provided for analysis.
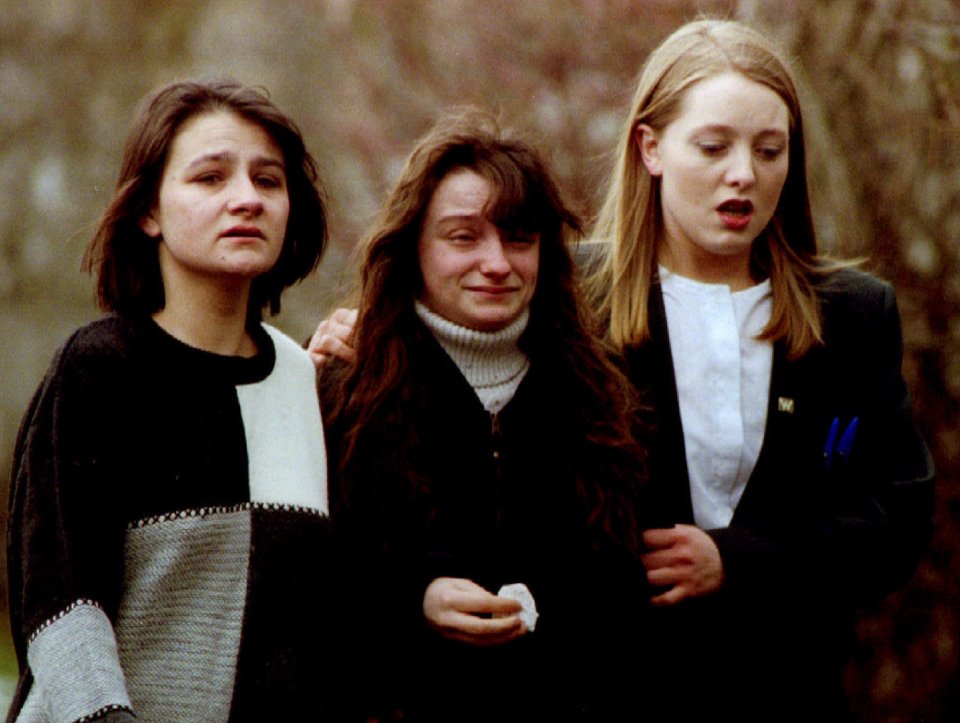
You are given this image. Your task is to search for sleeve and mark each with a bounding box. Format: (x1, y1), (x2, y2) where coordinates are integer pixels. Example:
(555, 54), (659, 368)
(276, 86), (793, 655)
(709, 280), (935, 605)
(6, 338), (136, 722)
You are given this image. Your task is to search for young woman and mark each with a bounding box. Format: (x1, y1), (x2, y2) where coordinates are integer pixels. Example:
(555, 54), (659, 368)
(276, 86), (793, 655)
(7, 80), (331, 722)
(320, 110), (649, 721)
(589, 18), (934, 719)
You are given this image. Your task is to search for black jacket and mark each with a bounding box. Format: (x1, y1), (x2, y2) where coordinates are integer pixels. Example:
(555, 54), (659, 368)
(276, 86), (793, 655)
(625, 269), (934, 721)
(323, 320), (649, 722)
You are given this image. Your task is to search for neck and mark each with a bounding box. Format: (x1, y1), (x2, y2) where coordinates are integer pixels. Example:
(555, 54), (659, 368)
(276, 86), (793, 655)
(658, 242), (755, 291)
(153, 278), (257, 357)
(414, 301), (530, 412)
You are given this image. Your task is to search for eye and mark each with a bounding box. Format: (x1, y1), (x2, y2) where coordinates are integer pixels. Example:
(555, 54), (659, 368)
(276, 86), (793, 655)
(193, 171), (223, 185)
(697, 142), (728, 157)
(507, 231), (539, 246)
(255, 173), (285, 190)
(448, 230), (477, 243)
(755, 145), (786, 161)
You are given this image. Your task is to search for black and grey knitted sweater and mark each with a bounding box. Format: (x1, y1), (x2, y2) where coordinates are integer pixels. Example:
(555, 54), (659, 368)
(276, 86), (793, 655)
(6, 315), (331, 723)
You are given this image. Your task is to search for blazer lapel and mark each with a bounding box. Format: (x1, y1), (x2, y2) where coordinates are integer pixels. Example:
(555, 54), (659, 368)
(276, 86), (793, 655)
(629, 283), (696, 525)
(731, 339), (809, 525)
(638, 283), (810, 529)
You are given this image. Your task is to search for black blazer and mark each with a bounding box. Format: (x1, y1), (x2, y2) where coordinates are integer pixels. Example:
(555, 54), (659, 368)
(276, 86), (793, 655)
(624, 268), (934, 720)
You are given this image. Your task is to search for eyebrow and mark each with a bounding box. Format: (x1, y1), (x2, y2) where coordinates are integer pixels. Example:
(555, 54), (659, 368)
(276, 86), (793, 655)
(434, 213), (483, 226)
(692, 124), (788, 139)
(184, 152), (285, 172)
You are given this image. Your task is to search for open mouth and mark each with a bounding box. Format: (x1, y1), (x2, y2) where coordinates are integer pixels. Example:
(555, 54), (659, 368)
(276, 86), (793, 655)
(222, 227), (265, 240)
(717, 199), (754, 230)
(717, 199), (754, 216)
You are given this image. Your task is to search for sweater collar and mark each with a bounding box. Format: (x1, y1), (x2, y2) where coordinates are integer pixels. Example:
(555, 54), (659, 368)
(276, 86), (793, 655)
(414, 301), (530, 412)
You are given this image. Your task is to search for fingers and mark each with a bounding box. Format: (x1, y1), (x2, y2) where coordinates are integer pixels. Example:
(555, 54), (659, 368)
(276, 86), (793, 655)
(649, 586), (688, 606)
(308, 308), (358, 367)
(641, 525), (681, 549)
(640, 547), (686, 570)
(640, 524), (725, 604)
(427, 578), (522, 616)
(439, 611), (526, 646)
(423, 577), (527, 646)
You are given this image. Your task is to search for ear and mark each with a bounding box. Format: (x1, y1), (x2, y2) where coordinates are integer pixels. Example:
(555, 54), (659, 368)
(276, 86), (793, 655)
(635, 123), (663, 177)
(139, 209), (161, 238)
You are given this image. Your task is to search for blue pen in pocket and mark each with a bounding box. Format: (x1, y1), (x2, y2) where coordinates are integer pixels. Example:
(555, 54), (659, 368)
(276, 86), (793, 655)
(824, 416), (859, 473)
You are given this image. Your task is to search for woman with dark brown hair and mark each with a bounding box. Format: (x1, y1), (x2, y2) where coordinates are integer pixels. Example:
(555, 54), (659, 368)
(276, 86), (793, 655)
(7, 79), (330, 721)
(320, 109), (649, 721)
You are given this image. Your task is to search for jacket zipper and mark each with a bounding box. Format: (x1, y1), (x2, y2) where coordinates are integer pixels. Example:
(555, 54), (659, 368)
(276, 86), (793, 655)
(490, 411), (503, 528)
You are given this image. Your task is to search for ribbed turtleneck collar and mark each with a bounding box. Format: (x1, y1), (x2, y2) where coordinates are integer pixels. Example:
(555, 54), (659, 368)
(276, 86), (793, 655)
(414, 301), (530, 413)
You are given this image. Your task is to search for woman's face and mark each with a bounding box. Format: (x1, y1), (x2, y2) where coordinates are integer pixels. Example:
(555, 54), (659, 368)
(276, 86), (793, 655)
(638, 71), (790, 287)
(418, 168), (539, 332)
(141, 110), (290, 292)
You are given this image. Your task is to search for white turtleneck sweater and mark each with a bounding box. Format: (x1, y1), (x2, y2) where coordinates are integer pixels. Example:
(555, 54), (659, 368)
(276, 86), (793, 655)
(414, 301), (530, 413)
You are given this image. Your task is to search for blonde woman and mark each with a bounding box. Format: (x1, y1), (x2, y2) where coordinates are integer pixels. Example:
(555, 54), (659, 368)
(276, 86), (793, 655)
(590, 18), (933, 720)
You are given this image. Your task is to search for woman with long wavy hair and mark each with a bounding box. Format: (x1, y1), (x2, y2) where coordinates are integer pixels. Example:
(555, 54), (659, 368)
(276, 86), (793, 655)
(320, 109), (649, 721)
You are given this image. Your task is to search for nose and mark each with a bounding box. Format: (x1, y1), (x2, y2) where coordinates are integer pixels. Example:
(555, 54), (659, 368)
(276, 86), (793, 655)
(724, 146), (756, 189)
(478, 234), (512, 278)
(227, 175), (264, 216)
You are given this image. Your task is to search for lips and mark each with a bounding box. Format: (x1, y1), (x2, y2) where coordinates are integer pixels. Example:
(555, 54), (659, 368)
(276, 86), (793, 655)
(468, 286), (516, 295)
(221, 226), (265, 240)
(717, 199), (754, 231)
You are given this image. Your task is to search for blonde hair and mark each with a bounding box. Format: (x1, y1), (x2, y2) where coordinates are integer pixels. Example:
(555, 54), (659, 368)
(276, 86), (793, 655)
(589, 18), (840, 358)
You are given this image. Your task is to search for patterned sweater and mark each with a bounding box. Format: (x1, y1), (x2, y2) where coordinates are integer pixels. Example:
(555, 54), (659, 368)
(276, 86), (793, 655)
(6, 315), (330, 722)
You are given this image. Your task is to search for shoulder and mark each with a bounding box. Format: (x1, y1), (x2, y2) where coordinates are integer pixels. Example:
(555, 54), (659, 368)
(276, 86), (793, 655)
(55, 315), (141, 366)
(261, 323), (315, 377)
(816, 268), (898, 333)
(16, 316), (142, 447)
(812, 269), (904, 369)
(35, 316), (145, 400)
(817, 267), (894, 311)
(255, 324), (323, 405)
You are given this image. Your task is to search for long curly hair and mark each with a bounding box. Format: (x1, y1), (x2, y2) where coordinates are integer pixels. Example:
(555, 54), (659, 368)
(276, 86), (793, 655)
(323, 108), (647, 555)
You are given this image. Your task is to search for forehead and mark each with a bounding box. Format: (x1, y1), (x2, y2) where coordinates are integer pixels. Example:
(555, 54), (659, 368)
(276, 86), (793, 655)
(671, 71), (790, 133)
(167, 110), (283, 164)
(426, 168), (492, 219)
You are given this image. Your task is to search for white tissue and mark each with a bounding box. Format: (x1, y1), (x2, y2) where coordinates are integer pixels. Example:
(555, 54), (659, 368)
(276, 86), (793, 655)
(498, 582), (538, 632)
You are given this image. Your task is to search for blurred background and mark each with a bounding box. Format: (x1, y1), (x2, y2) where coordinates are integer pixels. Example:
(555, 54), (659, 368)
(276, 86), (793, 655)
(0, 0), (957, 718)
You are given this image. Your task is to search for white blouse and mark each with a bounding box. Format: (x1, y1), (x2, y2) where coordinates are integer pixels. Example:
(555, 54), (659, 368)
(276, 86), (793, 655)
(660, 268), (773, 529)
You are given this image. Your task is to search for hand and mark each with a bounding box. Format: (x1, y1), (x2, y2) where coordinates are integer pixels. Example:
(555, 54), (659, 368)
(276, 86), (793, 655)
(640, 524), (724, 605)
(308, 308), (358, 368)
(422, 577), (526, 646)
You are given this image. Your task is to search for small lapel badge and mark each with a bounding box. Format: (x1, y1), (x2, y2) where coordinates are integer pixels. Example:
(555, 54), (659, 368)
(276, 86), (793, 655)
(777, 397), (795, 414)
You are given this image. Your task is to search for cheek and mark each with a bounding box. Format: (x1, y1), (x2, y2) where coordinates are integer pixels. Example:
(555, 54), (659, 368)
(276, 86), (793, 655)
(660, 174), (702, 218)
(517, 252), (539, 288)
(275, 195), (291, 229)
(757, 166), (789, 211)
(158, 190), (204, 233)
(418, 245), (456, 294)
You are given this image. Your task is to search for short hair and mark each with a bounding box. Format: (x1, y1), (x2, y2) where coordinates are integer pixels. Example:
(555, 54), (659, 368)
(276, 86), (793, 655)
(590, 19), (833, 357)
(83, 79), (327, 319)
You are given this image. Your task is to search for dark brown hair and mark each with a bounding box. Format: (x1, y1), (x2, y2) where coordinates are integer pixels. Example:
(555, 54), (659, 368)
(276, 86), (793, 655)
(83, 79), (327, 319)
(324, 108), (646, 553)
